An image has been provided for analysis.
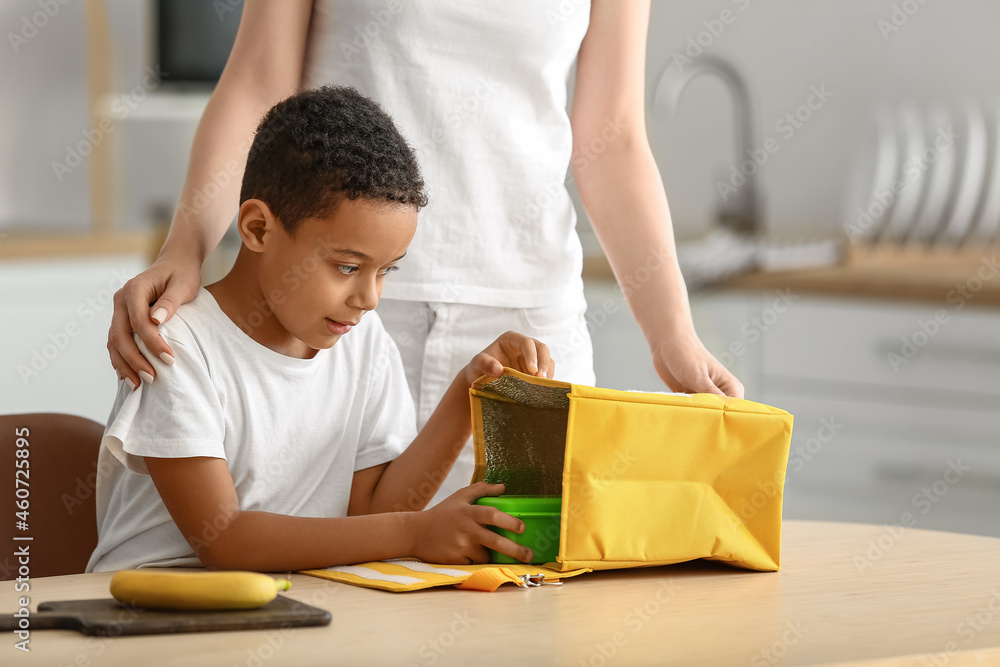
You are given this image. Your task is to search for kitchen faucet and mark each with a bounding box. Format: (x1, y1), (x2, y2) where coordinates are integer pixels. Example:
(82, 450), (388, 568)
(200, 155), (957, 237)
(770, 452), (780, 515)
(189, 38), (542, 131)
(653, 53), (761, 235)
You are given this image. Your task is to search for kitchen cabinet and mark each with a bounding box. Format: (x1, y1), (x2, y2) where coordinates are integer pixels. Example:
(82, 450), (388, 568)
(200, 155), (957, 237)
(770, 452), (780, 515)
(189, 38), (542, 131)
(745, 293), (1000, 537)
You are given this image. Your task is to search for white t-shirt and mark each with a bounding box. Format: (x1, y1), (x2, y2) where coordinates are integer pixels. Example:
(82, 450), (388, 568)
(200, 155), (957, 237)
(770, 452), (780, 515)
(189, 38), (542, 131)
(301, 0), (592, 308)
(86, 288), (416, 572)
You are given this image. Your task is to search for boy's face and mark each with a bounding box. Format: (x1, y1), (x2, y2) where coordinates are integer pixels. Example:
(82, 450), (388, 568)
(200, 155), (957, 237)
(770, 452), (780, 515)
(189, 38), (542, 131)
(256, 197), (417, 357)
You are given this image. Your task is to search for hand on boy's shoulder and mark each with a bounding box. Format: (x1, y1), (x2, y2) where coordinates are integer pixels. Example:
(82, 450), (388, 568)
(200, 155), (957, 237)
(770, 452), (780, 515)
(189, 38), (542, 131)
(462, 330), (555, 386)
(127, 308), (199, 377)
(133, 309), (195, 352)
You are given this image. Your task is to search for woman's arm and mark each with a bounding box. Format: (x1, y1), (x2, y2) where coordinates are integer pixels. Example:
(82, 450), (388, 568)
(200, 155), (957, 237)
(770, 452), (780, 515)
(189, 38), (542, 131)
(108, 0), (313, 390)
(570, 0), (744, 398)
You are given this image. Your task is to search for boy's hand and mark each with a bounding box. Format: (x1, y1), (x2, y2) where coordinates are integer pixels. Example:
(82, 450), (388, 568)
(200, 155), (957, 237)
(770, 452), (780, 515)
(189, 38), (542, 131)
(463, 331), (555, 385)
(409, 482), (533, 564)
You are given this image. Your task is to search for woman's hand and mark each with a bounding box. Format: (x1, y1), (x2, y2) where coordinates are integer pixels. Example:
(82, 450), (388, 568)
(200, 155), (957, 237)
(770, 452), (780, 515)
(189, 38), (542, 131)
(108, 253), (203, 390)
(651, 328), (745, 399)
(462, 331), (555, 385)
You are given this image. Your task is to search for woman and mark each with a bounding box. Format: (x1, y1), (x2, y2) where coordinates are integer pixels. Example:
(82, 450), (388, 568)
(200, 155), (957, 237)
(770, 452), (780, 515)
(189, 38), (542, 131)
(108, 0), (742, 506)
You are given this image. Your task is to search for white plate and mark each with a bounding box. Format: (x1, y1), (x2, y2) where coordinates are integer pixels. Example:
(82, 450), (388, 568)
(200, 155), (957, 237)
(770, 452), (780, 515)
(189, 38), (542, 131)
(970, 103), (1000, 244)
(843, 105), (898, 243)
(940, 103), (987, 245)
(881, 103), (927, 242)
(908, 105), (957, 244)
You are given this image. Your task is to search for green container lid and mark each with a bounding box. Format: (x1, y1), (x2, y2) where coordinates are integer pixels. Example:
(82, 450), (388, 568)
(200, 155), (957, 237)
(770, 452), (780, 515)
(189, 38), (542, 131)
(474, 495), (562, 564)
(475, 495), (562, 514)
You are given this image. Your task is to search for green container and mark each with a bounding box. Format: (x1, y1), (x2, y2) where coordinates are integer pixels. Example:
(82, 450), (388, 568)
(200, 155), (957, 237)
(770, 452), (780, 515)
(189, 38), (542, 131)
(473, 496), (562, 564)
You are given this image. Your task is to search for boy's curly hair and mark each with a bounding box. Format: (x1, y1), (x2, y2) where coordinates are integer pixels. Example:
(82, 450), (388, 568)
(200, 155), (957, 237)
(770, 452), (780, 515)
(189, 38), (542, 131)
(240, 85), (428, 235)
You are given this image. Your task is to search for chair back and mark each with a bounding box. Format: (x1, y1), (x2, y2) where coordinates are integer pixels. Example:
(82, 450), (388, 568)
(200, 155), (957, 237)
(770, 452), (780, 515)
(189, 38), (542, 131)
(1, 413), (104, 580)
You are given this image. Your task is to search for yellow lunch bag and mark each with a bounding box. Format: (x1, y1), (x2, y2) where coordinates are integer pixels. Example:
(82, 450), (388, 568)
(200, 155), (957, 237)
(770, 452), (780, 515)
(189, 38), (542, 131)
(469, 368), (794, 572)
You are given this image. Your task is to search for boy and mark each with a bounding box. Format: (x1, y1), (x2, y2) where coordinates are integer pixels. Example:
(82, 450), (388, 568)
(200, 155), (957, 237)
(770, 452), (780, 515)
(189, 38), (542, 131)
(86, 86), (553, 572)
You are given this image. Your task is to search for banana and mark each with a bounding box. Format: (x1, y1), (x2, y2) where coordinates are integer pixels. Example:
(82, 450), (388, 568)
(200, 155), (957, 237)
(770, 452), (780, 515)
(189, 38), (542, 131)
(110, 570), (292, 611)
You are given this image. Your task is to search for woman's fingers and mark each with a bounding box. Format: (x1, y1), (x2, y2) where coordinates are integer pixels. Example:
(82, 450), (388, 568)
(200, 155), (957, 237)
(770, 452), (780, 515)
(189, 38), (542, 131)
(712, 366), (745, 399)
(685, 368), (726, 396)
(106, 342), (139, 392)
(108, 254), (206, 384)
(109, 289), (157, 389)
(124, 280), (176, 366)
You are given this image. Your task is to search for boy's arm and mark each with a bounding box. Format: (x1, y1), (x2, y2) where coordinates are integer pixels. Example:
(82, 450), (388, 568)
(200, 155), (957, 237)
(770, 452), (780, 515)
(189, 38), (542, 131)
(352, 332), (554, 515)
(146, 456), (531, 571)
(146, 456), (413, 571)
(348, 372), (475, 515)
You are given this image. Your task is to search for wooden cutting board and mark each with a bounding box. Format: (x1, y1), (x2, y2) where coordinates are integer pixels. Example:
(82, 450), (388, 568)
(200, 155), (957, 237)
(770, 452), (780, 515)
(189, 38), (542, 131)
(0, 595), (331, 636)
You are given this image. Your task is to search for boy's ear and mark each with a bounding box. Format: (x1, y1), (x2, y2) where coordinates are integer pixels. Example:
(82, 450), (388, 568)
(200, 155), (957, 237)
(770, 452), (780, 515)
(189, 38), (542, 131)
(237, 199), (280, 252)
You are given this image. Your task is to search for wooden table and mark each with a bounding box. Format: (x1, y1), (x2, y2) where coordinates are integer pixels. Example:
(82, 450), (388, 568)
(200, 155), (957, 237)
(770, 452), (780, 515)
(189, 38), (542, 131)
(4, 521), (1000, 666)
